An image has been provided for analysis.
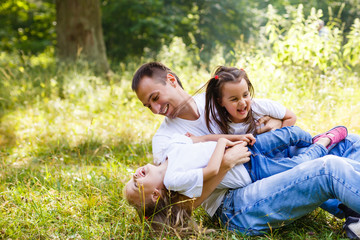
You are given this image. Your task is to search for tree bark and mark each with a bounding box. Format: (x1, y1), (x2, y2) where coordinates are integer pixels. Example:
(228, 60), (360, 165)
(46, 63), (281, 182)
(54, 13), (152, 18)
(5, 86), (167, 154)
(56, 0), (109, 73)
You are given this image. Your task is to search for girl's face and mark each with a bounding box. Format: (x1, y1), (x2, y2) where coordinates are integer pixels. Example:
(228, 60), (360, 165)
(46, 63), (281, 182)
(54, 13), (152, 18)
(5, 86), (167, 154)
(220, 79), (251, 123)
(125, 163), (165, 205)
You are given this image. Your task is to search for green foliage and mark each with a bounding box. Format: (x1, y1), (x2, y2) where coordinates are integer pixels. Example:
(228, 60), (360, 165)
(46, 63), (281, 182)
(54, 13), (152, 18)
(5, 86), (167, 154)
(1, 0), (360, 64)
(0, 0), (55, 53)
(101, 0), (197, 61)
(343, 18), (360, 69)
(0, 6), (360, 239)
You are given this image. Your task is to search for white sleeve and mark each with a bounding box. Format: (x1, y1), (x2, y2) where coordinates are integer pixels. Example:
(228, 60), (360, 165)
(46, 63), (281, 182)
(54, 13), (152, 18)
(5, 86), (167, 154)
(252, 99), (287, 120)
(152, 134), (193, 165)
(164, 168), (204, 198)
(152, 134), (170, 165)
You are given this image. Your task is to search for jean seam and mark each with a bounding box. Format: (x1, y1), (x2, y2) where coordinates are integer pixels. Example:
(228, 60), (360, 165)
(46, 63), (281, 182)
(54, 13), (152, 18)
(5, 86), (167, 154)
(261, 139), (313, 156)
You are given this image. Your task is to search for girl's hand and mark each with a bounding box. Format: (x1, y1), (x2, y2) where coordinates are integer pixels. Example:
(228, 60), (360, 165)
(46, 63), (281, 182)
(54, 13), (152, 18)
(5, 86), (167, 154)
(256, 116), (282, 134)
(185, 132), (203, 143)
(222, 142), (251, 169)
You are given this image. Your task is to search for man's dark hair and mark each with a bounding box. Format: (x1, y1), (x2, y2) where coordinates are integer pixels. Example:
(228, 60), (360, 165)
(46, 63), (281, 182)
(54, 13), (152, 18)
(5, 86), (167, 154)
(132, 62), (183, 91)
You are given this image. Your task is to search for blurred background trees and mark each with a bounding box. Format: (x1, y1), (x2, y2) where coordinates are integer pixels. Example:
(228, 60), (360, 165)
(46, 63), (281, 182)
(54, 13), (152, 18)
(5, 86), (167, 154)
(0, 0), (359, 68)
(56, 0), (109, 72)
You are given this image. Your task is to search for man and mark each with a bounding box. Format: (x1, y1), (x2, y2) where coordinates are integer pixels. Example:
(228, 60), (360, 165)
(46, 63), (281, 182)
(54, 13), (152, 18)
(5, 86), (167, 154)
(132, 62), (360, 238)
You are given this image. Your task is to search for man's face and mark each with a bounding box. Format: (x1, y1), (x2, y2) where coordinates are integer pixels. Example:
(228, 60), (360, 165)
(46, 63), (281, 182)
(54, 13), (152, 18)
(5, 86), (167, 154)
(135, 75), (182, 118)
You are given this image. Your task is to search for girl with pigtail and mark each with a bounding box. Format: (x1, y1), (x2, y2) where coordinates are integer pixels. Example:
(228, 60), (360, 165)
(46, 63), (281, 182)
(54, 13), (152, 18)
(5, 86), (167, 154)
(205, 66), (296, 135)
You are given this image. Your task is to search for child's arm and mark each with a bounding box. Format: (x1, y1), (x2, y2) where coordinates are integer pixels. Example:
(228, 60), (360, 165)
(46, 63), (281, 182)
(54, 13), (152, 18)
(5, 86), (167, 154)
(186, 132), (256, 146)
(202, 138), (241, 181)
(281, 108), (297, 127)
(194, 143), (251, 208)
(256, 109), (297, 134)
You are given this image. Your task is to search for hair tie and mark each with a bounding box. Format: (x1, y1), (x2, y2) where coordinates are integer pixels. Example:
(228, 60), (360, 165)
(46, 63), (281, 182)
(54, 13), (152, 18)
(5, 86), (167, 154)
(214, 75), (219, 80)
(240, 68), (244, 71)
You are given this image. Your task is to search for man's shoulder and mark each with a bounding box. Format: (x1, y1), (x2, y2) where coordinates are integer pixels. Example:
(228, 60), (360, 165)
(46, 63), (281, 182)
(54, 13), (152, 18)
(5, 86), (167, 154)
(193, 92), (206, 110)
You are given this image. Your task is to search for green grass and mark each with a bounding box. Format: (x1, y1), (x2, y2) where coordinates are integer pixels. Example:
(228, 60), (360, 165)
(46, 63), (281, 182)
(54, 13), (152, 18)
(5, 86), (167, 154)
(1, 13), (360, 239)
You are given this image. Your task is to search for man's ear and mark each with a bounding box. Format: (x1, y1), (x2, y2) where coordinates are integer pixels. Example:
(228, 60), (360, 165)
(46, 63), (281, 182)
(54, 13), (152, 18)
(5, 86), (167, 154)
(167, 73), (177, 87)
(151, 189), (161, 203)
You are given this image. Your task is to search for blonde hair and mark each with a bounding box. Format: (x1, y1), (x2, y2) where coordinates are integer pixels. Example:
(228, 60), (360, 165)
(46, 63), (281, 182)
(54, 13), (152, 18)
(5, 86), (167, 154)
(124, 184), (197, 235)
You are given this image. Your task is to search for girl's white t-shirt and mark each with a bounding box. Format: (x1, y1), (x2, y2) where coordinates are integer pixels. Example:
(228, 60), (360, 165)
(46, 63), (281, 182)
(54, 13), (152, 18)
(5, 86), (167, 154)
(229, 98), (287, 134)
(163, 135), (252, 198)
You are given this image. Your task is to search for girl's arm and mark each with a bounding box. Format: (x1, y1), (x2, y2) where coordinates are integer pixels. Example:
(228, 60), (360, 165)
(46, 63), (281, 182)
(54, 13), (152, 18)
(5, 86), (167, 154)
(202, 138), (228, 182)
(194, 143), (251, 208)
(187, 132), (256, 146)
(256, 109), (297, 134)
(202, 138), (244, 181)
(281, 108), (297, 127)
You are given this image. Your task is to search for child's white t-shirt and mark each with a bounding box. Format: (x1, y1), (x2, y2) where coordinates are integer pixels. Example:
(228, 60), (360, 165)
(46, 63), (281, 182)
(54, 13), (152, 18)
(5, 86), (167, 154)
(163, 135), (252, 199)
(229, 98), (287, 134)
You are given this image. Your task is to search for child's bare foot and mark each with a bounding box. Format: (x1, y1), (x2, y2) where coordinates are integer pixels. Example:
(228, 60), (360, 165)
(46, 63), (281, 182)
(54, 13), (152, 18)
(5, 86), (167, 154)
(312, 126), (348, 149)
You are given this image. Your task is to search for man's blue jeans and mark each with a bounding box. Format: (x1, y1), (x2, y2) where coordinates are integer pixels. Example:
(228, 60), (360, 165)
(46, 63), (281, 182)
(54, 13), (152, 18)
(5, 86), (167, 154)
(217, 156), (360, 235)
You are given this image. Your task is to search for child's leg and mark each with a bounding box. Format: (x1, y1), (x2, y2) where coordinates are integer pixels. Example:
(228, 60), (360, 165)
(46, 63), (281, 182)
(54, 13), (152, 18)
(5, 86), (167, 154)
(251, 126), (348, 179)
(249, 142), (327, 180)
(254, 126), (312, 158)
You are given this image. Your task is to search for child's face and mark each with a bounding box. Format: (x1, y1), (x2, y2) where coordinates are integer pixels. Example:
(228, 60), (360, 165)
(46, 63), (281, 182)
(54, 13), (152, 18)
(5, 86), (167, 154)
(220, 79), (251, 123)
(125, 163), (165, 205)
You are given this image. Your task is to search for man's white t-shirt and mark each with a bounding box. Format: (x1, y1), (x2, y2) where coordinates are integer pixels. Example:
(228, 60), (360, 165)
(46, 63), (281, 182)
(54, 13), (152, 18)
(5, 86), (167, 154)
(162, 135), (252, 216)
(152, 93), (218, 165)
(152, 93), (287, 216)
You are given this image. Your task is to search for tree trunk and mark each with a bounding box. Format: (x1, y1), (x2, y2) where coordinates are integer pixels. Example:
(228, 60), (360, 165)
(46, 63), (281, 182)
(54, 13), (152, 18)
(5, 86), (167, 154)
(56, 0), (109, 73)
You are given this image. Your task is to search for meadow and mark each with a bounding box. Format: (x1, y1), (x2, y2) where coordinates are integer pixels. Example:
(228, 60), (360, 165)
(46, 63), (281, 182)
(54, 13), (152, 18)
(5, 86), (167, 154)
(1, 11), (360, 239)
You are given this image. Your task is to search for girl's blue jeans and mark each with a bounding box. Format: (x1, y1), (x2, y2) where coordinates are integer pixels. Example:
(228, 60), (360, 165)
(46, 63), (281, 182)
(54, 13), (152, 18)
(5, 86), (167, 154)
(246, 126), (327, 181)
(217, 156), (360, 235)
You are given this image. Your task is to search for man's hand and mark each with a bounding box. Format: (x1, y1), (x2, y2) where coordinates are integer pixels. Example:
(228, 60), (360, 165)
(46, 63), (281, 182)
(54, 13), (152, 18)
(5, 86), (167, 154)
(222, 142), (251, 169)
(256, 116), (282, 134)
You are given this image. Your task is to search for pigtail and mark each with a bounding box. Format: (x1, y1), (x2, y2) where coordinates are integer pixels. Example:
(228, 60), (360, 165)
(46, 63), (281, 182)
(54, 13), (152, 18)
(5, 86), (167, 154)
(244, 109), (257, 135)
(205, 77), (228, 134)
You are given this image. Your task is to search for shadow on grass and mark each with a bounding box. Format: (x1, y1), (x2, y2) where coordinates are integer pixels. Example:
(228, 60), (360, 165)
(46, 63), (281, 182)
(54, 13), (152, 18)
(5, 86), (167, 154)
(21, 137), (152, 167)
(0, 116), (17, 151)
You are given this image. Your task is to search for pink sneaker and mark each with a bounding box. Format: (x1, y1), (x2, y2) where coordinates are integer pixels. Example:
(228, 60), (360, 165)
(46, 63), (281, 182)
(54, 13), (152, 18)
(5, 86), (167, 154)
(312, 126), (348, 149)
